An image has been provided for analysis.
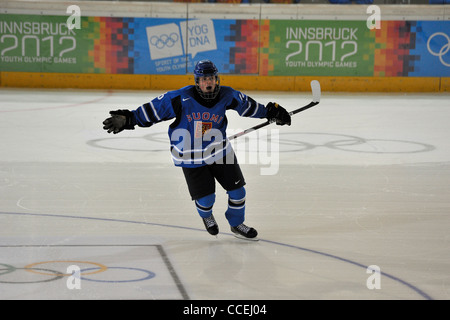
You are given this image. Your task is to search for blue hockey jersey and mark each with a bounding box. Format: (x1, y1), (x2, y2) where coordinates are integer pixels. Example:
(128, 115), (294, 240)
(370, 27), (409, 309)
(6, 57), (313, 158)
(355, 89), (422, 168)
(132, 85), (268, 168)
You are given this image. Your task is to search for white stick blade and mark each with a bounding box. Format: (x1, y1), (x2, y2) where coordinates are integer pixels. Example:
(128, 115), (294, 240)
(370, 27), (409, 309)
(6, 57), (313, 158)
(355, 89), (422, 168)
(310, 80), (321, 103)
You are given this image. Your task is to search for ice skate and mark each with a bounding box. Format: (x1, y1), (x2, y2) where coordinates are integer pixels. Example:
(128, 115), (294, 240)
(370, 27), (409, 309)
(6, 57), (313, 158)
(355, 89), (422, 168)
(202, 214), (219, 236)
(231, 223), (258, 241)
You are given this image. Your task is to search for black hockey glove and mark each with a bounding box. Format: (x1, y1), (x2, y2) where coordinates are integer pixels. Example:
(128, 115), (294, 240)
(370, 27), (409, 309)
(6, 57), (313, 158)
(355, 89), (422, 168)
(102, 109), (136, 134)
(266, 102), (291, 126)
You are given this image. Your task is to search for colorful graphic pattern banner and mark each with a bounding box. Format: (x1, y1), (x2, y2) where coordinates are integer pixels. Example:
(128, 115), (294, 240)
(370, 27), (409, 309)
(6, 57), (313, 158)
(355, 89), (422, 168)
(86, 17), (135, 74)
(0, 14), (449, 77)
(372, 21), (419, 77)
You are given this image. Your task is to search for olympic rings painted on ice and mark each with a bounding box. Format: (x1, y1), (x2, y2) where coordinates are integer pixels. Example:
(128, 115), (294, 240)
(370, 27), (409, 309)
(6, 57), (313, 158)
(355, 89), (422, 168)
(86, 132), (435, 155)
(272, 132), (435, 154)
(0, 262), (156, 284)
(0, 263), (64, 284)
(80, 267), (156, 283)
(0, 263), (15, 276)
(24, 260), (107, 276)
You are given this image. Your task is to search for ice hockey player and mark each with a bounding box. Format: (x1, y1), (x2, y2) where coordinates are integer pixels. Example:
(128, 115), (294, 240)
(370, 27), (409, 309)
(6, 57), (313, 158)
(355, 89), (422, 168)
(102, 60), (291, 240)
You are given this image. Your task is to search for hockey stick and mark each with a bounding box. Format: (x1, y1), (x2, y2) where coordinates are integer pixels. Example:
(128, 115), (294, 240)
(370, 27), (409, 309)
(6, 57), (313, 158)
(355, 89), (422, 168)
(227, 80), (321, 141)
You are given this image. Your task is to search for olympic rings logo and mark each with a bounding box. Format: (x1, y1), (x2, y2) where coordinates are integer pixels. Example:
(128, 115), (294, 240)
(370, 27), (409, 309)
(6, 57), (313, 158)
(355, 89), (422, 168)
(427, 32), (450, 67)
(149, 33), (179, 49)
(87, 132), (435, 155)
(0, 261), (156, 284)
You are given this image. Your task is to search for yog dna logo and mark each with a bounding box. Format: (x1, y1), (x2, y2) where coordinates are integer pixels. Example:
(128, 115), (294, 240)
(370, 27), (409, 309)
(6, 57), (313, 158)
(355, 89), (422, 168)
(146, 19), (217, 60)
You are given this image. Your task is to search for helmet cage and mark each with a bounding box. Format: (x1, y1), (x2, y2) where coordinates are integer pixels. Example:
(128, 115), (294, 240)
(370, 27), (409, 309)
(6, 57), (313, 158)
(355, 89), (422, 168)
(194, 60), (221, 100)
(195, 75), (220, 100)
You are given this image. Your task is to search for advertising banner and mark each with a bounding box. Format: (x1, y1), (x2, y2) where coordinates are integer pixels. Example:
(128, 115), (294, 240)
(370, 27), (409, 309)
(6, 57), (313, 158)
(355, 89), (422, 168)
(0, 14), (142, 74)
(260, 20), (375, 77)
(0, 14), (260, 75)
(1, 13), (449, 77)
(408, 21), (450, 77)
(261, 19), (450, 77)
(0, 14), (86, 73)
(131, 18), (259, 75)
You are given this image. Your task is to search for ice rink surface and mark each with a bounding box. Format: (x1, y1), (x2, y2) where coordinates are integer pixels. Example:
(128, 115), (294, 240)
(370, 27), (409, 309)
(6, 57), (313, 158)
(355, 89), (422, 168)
(0, 87), (449, 300)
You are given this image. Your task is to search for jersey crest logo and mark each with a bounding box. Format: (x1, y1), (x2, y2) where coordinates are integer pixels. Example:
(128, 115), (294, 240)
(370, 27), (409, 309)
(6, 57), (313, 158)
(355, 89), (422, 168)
(195, 121), (212, 138)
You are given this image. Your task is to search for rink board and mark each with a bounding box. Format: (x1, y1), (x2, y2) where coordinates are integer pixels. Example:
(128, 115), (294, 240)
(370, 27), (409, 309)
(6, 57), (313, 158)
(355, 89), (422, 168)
(1, 72), (448, 92)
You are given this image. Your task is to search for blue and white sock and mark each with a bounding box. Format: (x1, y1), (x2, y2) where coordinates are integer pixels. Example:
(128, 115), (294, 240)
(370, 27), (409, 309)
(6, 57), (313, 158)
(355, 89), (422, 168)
(225, 187), (246, 227)
(195, 193), (216, 218)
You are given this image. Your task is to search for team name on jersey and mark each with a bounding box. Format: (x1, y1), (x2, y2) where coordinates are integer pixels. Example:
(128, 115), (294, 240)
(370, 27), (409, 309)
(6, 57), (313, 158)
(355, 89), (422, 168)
(186, 112), (224, 124)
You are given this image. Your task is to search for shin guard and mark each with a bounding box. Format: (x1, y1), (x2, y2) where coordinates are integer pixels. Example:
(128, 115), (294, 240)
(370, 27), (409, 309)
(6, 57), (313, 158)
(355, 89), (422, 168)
(195, 193), (216, 218)
(225, 187), (246, 227)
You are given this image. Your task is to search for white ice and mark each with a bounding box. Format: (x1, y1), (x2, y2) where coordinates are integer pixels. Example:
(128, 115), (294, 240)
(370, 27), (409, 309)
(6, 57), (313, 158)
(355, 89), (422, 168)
(0, 87), (449, 300)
